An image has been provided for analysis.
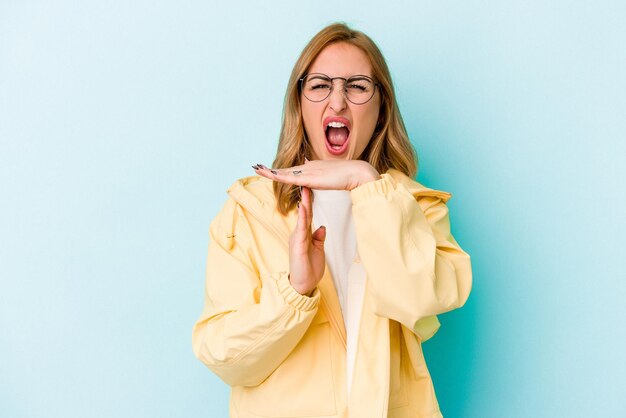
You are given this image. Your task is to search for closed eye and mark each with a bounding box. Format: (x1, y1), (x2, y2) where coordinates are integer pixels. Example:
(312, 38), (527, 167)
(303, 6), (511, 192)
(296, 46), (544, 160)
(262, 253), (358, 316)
(347, 83), (367, 91)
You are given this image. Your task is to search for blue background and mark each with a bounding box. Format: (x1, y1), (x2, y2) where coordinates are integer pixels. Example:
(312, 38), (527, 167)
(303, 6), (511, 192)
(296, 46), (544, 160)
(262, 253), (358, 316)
(1, 1), (625, 417)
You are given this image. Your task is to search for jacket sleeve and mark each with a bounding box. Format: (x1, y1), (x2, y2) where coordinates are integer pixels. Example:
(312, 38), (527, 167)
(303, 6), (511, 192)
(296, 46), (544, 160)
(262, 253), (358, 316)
(191, 198), (321, 387)
(350, 173), (472, 339)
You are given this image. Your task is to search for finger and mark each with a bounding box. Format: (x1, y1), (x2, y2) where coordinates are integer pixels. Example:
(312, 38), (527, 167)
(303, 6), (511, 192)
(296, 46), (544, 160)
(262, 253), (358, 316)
(258, 163), (306, 174)
(252, 165), (276, 180)
(311, 225), (326, 249)
(274, 169), (309, 186)
(295, 188), (310, 238)
(254, 169), (306, 186)
(254, 164), (311, 183)
(252, 165), (304, 186)
(301, 186), (313, 229)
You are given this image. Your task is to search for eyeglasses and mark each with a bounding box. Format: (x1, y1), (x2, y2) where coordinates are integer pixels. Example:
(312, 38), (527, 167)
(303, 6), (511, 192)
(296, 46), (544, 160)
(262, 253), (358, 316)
(299, 73), (378, 105)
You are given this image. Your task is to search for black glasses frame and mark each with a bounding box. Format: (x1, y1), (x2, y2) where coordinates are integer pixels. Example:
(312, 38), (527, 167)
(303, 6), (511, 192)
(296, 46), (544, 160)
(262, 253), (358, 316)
(299, 73), (379, 105)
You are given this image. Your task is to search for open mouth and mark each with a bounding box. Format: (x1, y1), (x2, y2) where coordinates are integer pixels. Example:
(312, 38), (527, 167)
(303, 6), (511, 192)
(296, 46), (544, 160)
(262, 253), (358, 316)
(324, 120), (350, 155)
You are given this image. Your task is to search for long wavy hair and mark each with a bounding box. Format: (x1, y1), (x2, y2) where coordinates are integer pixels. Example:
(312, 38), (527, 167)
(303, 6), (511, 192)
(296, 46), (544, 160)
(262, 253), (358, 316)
(272, 22), (418, 215)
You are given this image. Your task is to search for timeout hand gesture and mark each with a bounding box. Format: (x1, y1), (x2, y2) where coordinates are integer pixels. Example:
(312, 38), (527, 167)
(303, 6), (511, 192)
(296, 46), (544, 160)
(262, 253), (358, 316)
(252, 159), (380, 296)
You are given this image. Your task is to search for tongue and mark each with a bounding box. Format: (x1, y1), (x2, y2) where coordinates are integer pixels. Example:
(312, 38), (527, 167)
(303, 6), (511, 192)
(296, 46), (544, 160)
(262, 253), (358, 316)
(327, 127), (349, 146)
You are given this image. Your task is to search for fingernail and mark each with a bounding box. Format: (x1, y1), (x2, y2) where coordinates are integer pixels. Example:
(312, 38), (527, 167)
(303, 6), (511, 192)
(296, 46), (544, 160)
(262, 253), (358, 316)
(252, 164), (259, 170)
(270, 170), (278, 174)
(258, 164), (268, 169)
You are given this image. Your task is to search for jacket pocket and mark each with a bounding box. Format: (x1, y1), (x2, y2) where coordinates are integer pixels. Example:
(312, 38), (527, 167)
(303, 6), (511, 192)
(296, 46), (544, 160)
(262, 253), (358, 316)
(238, 314), (336, 417)
(389, 321), (409, 409)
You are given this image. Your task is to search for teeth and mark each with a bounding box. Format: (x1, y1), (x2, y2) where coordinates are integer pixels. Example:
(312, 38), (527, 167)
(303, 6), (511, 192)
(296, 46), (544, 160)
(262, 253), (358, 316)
(327, 121), (346, 128)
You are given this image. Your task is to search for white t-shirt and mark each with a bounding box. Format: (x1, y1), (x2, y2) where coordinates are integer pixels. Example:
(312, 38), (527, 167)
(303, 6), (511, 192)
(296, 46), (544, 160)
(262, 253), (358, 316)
(311, 188), (366, 399)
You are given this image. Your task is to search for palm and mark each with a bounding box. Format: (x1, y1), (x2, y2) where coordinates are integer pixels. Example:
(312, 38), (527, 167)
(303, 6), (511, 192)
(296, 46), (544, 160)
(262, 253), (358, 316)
(290, 229), (325, 282)
(288, 186), (326, 295)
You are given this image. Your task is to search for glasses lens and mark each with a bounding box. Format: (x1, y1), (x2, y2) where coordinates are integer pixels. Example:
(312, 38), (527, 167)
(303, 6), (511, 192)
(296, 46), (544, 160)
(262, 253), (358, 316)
(345, 76), (375, 104)
(302, 74), (332, 102)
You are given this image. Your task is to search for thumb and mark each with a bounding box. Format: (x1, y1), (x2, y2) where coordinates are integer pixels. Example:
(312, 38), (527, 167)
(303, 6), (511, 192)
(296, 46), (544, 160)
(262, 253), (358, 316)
(311, 225), (326, 249)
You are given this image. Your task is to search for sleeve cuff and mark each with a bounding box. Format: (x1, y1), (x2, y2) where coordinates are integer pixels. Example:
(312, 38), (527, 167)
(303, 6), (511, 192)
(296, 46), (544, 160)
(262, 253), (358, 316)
(350, 172), (398, 205)
(272, 272), (320, 311)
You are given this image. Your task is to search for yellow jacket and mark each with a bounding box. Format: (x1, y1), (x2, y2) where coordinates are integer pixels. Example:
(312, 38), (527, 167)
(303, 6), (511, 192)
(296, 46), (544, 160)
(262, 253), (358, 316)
(192, 169), (472, 418)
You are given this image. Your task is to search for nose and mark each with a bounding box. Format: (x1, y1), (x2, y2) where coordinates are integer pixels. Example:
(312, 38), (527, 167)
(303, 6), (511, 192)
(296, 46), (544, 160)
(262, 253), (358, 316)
(328, 80), (347, 113)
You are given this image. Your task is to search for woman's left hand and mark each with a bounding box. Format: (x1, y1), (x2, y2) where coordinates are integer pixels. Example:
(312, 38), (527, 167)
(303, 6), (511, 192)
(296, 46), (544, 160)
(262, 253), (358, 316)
(252, 159), (381, 191)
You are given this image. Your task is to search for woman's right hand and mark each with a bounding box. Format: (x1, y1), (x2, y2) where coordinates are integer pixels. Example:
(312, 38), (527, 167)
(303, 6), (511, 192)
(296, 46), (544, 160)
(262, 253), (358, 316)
(288, 186), (326, 296)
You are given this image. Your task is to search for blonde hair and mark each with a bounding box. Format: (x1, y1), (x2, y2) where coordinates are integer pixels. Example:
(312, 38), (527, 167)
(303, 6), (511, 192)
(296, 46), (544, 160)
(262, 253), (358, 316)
(272, 22), (418, 215)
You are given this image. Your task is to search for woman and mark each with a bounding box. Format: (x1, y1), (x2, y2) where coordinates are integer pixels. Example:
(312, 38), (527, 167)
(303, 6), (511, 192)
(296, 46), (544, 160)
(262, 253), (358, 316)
(192, 23), (472, 418)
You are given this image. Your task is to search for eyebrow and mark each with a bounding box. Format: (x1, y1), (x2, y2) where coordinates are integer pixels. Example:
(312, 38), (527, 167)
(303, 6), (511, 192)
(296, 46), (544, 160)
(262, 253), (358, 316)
(307, 74), (330, 80)
(307, 73), (374, 80)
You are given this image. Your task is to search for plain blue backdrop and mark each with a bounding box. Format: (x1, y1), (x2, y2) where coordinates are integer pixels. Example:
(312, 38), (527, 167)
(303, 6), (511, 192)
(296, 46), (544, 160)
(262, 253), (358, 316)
(1, 1), (625, 417)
